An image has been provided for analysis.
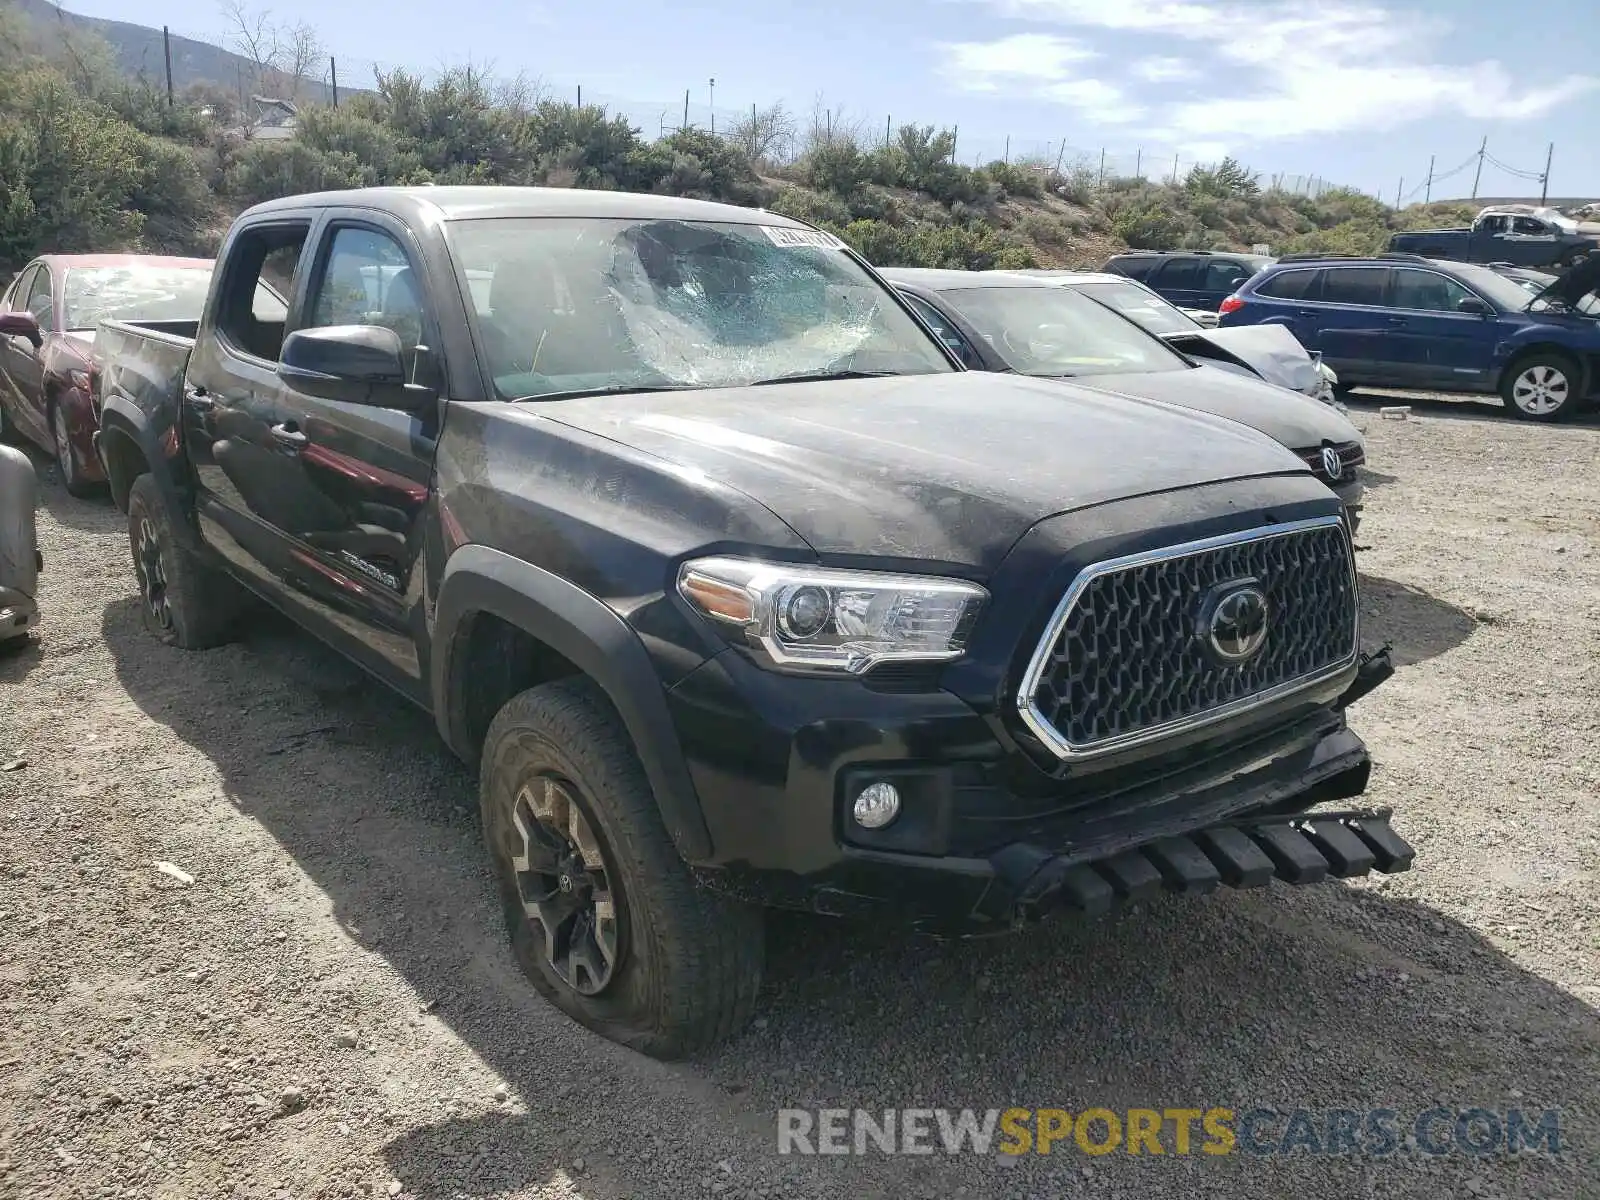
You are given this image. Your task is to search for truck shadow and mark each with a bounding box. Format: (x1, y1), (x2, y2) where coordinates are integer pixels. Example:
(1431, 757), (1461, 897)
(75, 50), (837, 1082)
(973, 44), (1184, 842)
(1357, 573), (1478, 667)
(99, 597), (1595, 1198)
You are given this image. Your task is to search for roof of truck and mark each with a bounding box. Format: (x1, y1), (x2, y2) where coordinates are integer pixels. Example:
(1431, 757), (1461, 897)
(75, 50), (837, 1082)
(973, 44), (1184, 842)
(244, 185), (815, 228)
(30, 254), (213, 270)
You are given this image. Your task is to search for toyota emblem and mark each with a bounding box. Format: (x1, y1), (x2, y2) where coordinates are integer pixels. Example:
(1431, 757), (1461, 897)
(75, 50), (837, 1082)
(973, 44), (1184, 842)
(1321, 446), (1344, 480)
(1200, 581), (1271, 664)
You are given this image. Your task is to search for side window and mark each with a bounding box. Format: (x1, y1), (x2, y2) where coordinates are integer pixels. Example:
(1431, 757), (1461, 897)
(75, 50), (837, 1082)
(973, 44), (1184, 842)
(3, 266), (35, 315)
(1319, 267), (1388, 307)
(216, 223), (311, 362)
(902, 294), (981, 367)
(25, 267), (55, 331)
(1206, 259), (1252, 292)
(1256, 269), (1319, 301)
(1390, 270), (1474, 313)
(1109, 257), (1157, 281)
(306, 226), (431, 384)
(1479, 215), (1508, 236)
(1511, 217), (1548, 236)
(1152, 258), (1203, 289)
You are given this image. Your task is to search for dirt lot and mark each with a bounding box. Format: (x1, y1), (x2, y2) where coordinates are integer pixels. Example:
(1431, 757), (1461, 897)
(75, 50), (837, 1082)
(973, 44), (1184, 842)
(2, 392), (1598, 1200)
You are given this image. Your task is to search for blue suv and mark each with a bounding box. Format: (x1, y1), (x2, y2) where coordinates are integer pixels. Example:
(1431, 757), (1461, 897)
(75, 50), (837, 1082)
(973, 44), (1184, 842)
(1217, 252), (1600, 421)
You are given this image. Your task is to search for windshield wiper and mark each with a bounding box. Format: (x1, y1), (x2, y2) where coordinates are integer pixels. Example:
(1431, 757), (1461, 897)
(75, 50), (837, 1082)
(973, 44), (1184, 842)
(509, 383), (701, 402)
(749, 369), (895, 386)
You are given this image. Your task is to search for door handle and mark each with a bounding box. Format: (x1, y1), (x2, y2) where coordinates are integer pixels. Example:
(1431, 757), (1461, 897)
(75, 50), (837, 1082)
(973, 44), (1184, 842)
(270, 422), (308, 448)
(184, 388), (214, 412)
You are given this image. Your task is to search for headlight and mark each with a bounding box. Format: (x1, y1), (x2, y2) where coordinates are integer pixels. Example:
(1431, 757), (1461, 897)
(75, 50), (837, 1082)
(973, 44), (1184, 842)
(676, 556), (987, 675)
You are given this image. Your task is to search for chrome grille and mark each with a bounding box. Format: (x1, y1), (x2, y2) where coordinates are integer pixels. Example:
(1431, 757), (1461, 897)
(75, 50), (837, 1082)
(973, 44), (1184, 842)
(1018, 518), (1358, 760)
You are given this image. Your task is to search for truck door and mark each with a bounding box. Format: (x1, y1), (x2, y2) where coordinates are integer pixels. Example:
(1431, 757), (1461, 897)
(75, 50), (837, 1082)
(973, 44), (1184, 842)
(1502, 216), (1560, 266)
(241, 216), (441, 695)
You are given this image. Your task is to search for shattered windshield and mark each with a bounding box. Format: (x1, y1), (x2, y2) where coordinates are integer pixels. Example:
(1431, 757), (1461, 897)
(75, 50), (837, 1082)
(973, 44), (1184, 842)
(1070, 280), (1200, 335)
(62, 266), (216, 330)
(940, 286), (1191, 378)
(445, 216), (953, 399)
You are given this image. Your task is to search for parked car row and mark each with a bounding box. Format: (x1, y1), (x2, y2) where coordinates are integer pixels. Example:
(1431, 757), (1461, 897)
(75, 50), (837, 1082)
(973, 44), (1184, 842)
(1218, 251), (1600, 421)
(0, 184), (1410, 1059)
(1099, 244), (1600, 422)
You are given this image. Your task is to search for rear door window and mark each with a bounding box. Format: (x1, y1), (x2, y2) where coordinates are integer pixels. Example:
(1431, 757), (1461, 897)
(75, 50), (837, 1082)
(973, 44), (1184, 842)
(1152, 259), (1204, 290)
(901, 293), (982, 367)
(1319, 267), (1389, 307)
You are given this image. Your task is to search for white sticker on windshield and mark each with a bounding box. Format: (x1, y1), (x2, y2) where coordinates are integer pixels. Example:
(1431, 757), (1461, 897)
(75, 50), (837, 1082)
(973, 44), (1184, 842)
(759, 225), (848, 250)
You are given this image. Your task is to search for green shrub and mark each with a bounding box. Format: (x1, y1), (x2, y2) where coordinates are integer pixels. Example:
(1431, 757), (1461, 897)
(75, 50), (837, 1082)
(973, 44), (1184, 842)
(224, 139), (372, 208)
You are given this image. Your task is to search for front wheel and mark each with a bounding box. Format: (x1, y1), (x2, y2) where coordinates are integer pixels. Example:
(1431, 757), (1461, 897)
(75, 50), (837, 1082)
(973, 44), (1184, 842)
(1501, 353), (1582, 422)
(480, 678), (764, 1059)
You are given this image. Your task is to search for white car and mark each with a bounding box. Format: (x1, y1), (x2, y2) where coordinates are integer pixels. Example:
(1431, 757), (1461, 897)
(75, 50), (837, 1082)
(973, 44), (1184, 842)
(1012, 269), (1345, 411)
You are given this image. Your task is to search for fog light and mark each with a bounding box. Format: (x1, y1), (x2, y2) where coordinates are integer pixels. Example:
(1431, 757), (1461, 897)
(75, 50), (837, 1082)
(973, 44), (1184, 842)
(852, 781), (901, 829)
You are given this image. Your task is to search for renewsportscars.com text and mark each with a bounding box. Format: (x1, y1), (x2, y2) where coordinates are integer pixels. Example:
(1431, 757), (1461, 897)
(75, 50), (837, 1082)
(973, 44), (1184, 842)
(776, 1106), (1563, 1158)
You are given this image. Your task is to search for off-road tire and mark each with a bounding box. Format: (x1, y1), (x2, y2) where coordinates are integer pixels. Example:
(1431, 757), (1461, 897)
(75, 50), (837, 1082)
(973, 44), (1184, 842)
(49, 398), (97, 499)
(480, 677), (764, 1059)
(1500, 350), (1583, 422)
(126, 473), (250, 648)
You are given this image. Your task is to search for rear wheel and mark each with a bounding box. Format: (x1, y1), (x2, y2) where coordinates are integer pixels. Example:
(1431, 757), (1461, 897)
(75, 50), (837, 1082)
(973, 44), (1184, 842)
(49, 399), (97, 499)
(126, 474), (250, 648)
(480, 678), (764, 1059)
(1501, 352), (1582, 422)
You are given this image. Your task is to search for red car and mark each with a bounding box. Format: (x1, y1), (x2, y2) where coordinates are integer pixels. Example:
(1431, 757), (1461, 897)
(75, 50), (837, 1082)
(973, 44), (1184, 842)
(0, 255), (222, 497)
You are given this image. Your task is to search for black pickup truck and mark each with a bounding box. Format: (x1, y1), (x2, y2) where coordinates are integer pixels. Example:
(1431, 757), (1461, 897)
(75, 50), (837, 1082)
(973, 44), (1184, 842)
(91, 186), (1407, 1058)
(1388, 205), (1600, 270)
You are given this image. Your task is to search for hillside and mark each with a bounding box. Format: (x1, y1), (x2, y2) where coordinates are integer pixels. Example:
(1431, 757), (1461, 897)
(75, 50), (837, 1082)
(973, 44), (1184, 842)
(0, 1), (1512, 277)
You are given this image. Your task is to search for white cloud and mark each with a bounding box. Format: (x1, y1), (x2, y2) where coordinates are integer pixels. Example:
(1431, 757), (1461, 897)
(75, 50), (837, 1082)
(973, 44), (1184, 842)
(939, 33), (1137, 121)
(1131, 57), (1198, 84)
(941, 0), (1598, 143)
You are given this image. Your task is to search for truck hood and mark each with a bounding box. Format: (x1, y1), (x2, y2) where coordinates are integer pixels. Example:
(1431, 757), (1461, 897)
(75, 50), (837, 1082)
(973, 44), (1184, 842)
(537, 372), (1310, 570)
(1066, 365), (1364, 453)
(1162, 324), (1322, 394)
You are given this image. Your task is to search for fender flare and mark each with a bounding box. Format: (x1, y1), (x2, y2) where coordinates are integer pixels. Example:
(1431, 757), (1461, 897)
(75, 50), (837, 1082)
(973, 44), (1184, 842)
(96, 395), (202, 549)
(431, 544), (714, 863)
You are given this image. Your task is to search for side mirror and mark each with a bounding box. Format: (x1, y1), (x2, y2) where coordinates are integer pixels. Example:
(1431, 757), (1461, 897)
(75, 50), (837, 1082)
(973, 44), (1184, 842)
(277, 325), (435, 413)
(0, 311), (42, 348)
(1456, 296), (1492, 316)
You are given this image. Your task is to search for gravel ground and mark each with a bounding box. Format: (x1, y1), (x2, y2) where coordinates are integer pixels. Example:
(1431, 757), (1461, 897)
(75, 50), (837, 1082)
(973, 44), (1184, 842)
(2, 392), (1598, 1199)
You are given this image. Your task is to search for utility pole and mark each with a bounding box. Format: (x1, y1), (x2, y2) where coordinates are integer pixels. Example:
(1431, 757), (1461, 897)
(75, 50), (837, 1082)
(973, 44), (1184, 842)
(885, 114), (891, 148)
(1395, 177), (1404, 208)
(1471, 135), (1487, 199)
(1540, 142), (1554, 204)
(330, 57), (339, 108)
(1171, 152), (1179, 185)
(708, 78), (715, 134)
(682, 89), (689, 133)
(1004, 135), (1010, 164)
(1096, 147), (1104, 187)
(1424, 154), (1435, 203)
(1134, 147), (1142, 181)
(162, 25), (174, 107)
(577, 85), (582, 107)
(950, 125), (958, 163)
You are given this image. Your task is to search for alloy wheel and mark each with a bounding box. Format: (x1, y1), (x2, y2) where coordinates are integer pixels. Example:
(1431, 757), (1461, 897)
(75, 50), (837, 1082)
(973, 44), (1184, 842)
(1511, 365), (1570, 416)
(508, 776), (623, 995)
(134, 517), (173, 632)
(52, 403), (72, 478)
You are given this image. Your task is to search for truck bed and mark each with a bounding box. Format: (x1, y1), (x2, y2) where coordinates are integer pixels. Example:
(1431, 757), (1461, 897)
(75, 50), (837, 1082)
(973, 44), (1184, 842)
(92, 318), (197, 430)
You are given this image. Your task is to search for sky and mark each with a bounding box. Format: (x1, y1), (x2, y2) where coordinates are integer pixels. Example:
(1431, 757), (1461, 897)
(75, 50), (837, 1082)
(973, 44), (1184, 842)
(62, 0), (1600, 200)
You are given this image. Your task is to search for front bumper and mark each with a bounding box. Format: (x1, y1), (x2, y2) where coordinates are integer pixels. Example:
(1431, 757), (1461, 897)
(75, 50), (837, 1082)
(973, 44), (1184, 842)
(684, 643), (1402, 935)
